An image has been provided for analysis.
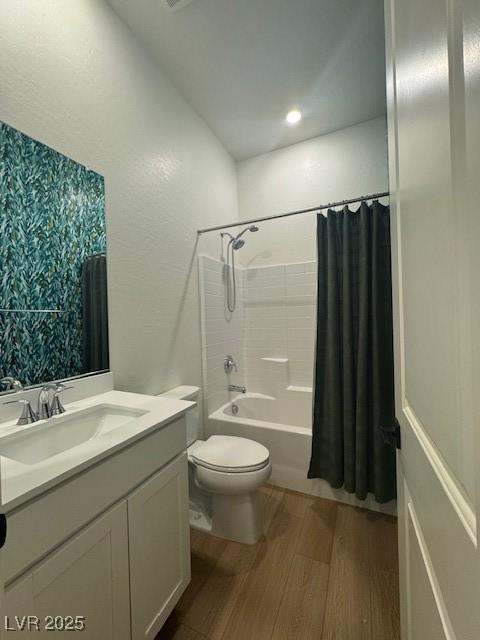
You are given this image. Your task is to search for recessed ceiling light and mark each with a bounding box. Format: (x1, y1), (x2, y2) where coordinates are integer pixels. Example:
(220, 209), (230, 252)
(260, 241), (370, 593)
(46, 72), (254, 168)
(286, 109), (302, 125)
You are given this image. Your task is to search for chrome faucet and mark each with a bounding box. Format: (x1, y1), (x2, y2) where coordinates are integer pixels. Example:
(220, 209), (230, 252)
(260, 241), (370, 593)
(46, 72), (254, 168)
(0, 376), (23, 392)
(37, 384), (59, 420)
(2, 382), (73, 426)
(228, 384), (247, 394)
(51, 383), (73, 415)
(37, 383), (73, 420)
(224, 355), (238, 375)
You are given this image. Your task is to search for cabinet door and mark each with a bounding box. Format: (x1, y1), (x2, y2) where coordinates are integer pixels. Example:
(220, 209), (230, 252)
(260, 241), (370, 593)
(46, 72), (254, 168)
(5, 501), (130, 639)
(128, 453), (190, 640)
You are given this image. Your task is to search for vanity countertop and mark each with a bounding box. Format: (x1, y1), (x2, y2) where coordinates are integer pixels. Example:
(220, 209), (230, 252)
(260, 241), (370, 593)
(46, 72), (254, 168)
(0, 390), (194, 513)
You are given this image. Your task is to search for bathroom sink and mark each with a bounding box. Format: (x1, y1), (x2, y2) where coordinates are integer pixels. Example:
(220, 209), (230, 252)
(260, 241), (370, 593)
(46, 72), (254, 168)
(0, 404), (147, 466)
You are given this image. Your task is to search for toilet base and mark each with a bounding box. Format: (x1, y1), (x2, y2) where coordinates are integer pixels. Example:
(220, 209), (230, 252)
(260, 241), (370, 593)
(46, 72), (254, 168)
(211, 491), (263, 544)
(189, 503), (212, 534)
(188, 456), (271, 545)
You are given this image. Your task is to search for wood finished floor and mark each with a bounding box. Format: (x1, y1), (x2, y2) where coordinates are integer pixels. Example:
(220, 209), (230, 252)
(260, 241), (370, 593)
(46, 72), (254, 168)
(156, 485), (400, 640)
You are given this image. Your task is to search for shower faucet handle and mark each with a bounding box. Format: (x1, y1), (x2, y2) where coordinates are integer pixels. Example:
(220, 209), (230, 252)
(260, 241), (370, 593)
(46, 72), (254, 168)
(224, 355), (238, 375)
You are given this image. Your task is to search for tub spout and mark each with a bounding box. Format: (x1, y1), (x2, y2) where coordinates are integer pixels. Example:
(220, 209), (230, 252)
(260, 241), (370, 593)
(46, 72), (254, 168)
(228, 384), (247, 394)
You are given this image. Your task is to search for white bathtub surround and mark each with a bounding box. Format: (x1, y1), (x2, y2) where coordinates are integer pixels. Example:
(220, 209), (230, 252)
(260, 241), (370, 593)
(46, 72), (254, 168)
(243, 261), (317, 391)
(209, 395), (396, 516)
(199, 256), (317, 409)
(199, 255), (245, 416)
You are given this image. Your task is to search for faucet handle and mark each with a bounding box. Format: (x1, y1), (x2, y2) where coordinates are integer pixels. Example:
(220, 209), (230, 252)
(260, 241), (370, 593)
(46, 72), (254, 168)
(3, 399), (38, 425)
(224, 355), (238, 375)
(37, 384), (57, 420)
(54, 383), (73, 392)
(1, 377), (23, 392)
(51, 384), (73, 415)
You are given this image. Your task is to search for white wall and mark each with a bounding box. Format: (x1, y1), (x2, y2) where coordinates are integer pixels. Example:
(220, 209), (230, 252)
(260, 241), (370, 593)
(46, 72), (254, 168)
(236, 117), (388, 267)
(0, 0), (238, 398)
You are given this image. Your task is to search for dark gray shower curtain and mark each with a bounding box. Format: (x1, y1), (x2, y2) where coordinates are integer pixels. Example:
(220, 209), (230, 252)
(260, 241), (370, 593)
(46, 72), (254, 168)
(308, 201), (396, 503)
(82, 254), (109, 373)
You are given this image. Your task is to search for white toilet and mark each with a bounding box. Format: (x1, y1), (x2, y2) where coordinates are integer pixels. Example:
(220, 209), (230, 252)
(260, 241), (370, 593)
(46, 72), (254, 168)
(160, 386), (271, 544)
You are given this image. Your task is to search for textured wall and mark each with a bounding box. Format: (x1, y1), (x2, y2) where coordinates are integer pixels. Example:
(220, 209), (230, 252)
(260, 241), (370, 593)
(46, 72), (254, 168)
(0, 1), (238, 397)
(236, 117), (388, 267)
(0, 122), (106, 386)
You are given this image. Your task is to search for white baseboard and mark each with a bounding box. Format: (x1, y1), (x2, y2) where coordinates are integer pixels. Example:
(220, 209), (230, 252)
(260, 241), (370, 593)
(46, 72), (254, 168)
(270, 463), (397, 516)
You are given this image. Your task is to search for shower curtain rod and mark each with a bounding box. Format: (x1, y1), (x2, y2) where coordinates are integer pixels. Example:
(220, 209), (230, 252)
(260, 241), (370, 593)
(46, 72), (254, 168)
(197, 190), (390, 234)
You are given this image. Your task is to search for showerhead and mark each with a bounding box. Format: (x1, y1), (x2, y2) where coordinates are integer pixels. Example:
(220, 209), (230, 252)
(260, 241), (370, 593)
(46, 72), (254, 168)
(232, 238), (245, 250)
(221, 224), (260, 312)
(231, 224), (260, 249)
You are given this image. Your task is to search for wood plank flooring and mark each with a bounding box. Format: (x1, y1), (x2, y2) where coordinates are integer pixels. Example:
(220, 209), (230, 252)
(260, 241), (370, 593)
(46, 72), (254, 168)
(156, 485), (400, 640)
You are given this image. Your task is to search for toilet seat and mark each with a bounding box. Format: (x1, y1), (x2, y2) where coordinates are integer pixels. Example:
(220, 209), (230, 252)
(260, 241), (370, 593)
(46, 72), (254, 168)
(190, 435), (270, 474)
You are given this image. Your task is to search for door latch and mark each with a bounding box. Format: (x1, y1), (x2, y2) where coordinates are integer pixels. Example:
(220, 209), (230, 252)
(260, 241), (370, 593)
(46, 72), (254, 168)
(380, 419), (401, 449)
(0, 513), (6, 549)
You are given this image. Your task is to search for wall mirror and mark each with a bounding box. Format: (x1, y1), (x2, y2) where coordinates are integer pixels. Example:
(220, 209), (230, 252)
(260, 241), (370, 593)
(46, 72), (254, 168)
(0, 121), (109, 395)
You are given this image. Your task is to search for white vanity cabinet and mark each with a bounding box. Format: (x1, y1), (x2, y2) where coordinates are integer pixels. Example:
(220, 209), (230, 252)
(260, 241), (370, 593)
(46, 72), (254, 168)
(5, 502), (131, 639)
(2, 414), (191, 639)
(128, 453), (190, 640)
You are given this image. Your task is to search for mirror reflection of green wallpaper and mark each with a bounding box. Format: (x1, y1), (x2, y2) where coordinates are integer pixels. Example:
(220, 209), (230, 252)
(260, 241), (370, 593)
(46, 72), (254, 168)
(0, 121), (107, 387)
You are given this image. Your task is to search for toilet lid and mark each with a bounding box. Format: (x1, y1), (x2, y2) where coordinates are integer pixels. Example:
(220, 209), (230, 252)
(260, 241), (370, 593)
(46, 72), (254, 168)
(191, 435), (270, 473)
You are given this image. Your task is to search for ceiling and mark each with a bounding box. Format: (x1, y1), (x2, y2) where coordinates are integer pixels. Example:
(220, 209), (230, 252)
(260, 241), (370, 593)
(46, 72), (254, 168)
(107, 0), (387, 160)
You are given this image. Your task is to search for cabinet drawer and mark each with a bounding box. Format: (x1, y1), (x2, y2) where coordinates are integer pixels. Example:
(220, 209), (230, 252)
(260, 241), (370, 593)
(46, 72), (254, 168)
(4, 416), (186, 584)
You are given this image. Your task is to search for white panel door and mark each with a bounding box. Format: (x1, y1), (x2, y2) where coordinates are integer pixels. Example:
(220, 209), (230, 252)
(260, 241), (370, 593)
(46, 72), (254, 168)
(128, 452), (190, 640)
(4, 501), (130, 639)
(0, 557), (4, 640)
(0, 555), (4, 640)
(385, 0), (480, 638)
(0, 461), (5, 640)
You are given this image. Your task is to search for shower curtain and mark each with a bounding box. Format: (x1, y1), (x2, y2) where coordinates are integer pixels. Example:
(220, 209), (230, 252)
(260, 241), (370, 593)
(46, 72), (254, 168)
(82, 254), (109, 373)
(308, 201), (396, 503)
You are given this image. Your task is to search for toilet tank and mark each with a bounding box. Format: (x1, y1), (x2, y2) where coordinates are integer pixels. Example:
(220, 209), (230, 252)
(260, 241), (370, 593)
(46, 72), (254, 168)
(158, 385), (200, 446)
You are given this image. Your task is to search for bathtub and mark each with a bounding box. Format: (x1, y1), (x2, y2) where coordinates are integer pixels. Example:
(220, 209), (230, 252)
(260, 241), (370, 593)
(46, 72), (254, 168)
(208, 390), (314, 495)
(208, 390), (396, 515)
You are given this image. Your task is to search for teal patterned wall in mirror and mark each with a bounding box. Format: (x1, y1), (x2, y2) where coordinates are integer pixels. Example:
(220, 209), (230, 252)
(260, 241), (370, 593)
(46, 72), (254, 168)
(0, 121), (109, 393)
